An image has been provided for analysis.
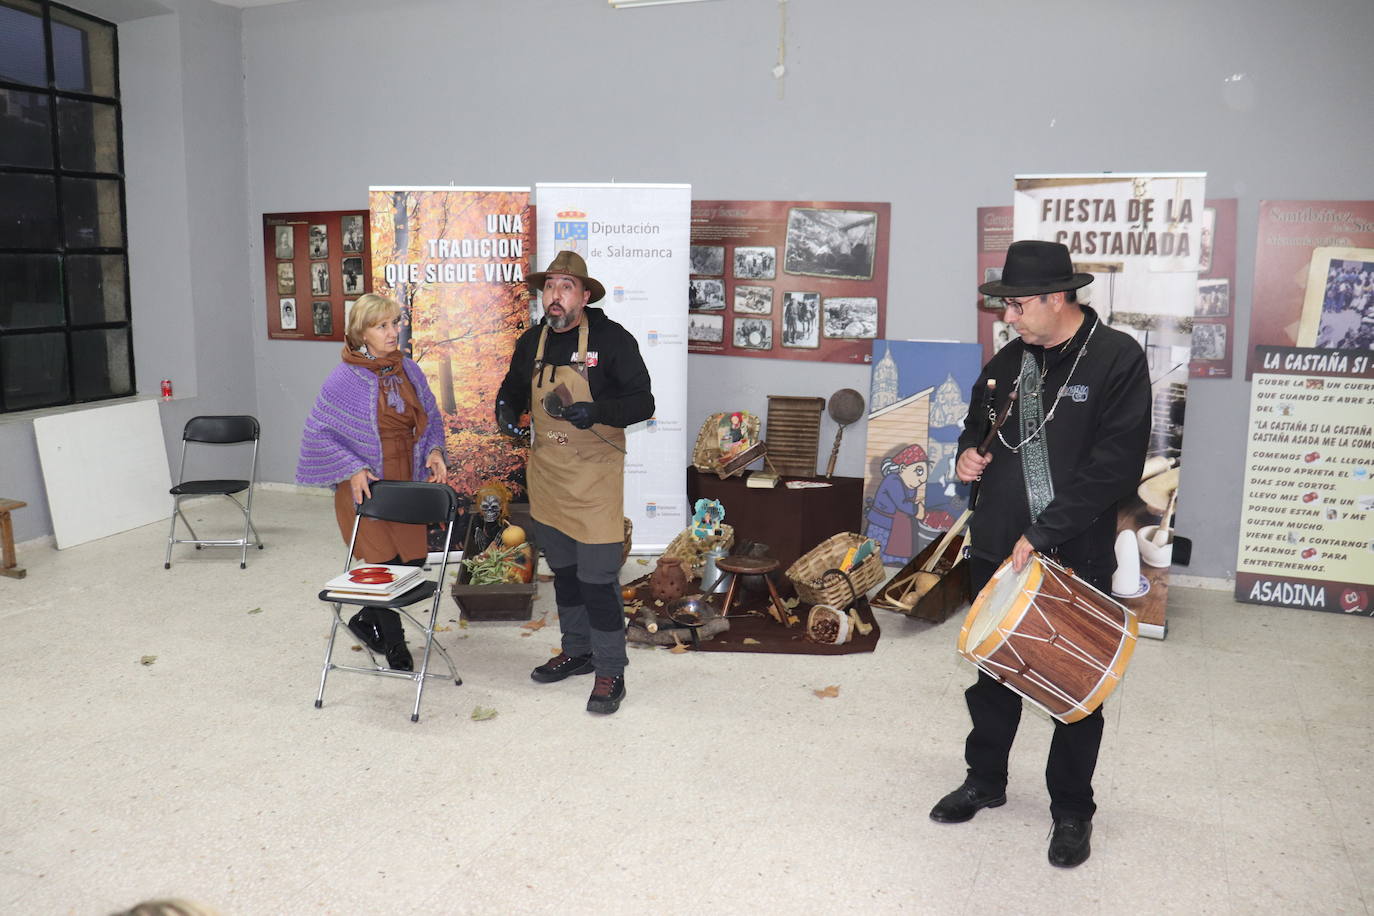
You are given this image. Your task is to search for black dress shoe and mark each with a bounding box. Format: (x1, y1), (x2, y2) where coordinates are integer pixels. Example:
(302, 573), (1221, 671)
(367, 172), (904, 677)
(347, 609), (387, 654)
(1048, 816), (1092, 868)
(531, 652), (595, 683)
(586, 675), (625, 715)
(384, 641), (414, 672)
(929, 781), (1007, 823)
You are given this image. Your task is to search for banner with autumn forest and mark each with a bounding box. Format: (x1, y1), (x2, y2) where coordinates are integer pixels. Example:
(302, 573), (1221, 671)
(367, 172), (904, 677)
(369, 187), (534, 504)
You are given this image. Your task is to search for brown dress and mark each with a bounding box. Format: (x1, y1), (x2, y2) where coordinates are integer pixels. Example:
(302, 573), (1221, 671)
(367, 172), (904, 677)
(332, 349), (430, 562)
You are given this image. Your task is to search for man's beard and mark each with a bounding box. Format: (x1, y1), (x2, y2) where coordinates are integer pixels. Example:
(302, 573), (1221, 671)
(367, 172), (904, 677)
(547, 307), (575, 331)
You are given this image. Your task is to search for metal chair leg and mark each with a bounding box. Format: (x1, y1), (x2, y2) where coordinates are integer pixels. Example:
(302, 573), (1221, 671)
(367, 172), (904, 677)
(164, 499), (179, 569)
(176, 505), (200, 544)
(315, 610), (344, 709)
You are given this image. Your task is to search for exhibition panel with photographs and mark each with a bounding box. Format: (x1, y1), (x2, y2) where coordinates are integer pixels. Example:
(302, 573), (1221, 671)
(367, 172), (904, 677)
(262, 210), (371, 342)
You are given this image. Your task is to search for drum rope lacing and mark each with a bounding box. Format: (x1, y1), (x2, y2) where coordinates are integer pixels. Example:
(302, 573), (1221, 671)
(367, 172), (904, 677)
(979, 563), (1134, 716)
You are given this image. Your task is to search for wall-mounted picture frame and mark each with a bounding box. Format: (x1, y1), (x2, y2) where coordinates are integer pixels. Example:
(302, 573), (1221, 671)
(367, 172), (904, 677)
(733, 245), (776, 280)
(276, 262), (295, 295)
(733, 316), (773, 350)
(310, 261), (330, 296)
(690, 245), (724, 276)
(734, 284), (773, 315)
(312, 300), (333, 336)
(341, 214), (365, 254)
(342, 256), (364, 295)
(263, 210), (371, 341)
(308, 224), (328, 259)
(274, 225), (294, 259)
(781, 291), (820, 347)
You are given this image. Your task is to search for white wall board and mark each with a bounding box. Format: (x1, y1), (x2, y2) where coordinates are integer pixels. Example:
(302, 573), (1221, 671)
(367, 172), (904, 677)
(33, 400), (172, 550)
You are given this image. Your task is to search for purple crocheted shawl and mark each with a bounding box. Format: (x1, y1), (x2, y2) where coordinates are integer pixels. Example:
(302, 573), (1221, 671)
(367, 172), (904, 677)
(295, 356), (445, 488)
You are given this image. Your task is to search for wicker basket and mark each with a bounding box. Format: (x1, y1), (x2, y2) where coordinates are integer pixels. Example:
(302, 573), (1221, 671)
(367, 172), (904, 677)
(786, 532), (884, 608)
(662, 523), (735, 574)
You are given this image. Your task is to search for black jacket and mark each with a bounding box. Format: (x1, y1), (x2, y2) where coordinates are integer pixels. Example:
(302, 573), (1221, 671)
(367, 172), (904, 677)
(496, 307), (655, 428)
(958, 306), (1152, 578)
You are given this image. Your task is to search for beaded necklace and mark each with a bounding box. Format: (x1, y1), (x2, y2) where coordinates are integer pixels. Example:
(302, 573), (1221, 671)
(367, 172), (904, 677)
(997, 316), (1098, 453)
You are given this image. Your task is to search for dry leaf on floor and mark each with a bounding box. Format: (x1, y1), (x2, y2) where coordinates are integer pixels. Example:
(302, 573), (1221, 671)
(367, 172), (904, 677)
(459, 619), (470, 629)
(550, 646), (562, 655)
(247, 607), (262, 615)
(742, 637), (761, 645)
(519, 615), (547, 637)
(434, 625), (451, 632)
(813, 685), (840, 699)
(470, 706), (498, 721)
(669, 643), (689, 654)
(139, 655), (157, 666)
(784, 597), (800, 609)
(636, 558), (649, 565)
(350, 645), (362, 652)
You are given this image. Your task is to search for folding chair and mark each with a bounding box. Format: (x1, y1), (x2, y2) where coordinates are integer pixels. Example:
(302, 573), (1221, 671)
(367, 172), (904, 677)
(164, 415), (264, 569)
(314, 480), (462, 722)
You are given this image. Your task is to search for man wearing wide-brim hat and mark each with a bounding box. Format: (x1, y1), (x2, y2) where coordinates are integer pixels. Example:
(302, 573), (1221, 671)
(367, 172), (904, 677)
(495, 250), (654, 715)
(928, 240), (1152, 867)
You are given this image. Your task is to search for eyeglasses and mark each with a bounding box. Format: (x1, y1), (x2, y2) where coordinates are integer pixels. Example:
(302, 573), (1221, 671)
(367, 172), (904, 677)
(1001, 296), (1043, 316)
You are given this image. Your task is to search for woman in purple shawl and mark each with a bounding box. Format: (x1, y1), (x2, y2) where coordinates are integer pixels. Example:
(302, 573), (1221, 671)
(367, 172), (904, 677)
(297, 293), (447, 670)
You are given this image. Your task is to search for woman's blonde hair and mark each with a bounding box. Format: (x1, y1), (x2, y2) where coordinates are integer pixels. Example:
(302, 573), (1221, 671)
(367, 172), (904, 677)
(345, 292), (403, 349)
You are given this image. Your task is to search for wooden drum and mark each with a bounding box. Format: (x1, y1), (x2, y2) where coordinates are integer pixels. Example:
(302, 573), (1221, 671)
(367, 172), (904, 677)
(957, 553), (1138, 723)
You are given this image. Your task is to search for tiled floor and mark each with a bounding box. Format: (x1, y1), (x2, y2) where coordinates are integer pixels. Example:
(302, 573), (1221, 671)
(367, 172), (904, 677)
(1, 487), (1370, 915)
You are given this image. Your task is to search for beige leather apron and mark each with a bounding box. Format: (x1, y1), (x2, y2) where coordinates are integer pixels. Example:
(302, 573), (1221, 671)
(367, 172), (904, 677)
(528, 317), (626, 544)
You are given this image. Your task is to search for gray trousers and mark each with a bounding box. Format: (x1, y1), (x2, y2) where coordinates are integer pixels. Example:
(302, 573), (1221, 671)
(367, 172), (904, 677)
(531, 518), (627, 677)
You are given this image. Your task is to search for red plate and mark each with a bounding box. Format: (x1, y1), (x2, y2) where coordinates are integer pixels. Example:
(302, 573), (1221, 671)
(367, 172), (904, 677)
(354, 566), (389, 574)
(349, 572), (396, 584)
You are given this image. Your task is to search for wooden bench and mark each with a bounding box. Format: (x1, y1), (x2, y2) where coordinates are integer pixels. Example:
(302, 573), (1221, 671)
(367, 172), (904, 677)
(0, 498), (26, 579)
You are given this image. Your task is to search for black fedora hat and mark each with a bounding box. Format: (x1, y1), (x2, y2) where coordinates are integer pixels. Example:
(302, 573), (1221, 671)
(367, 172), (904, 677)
(527, 250), (605, 303)
(979, 240), (1093, 297)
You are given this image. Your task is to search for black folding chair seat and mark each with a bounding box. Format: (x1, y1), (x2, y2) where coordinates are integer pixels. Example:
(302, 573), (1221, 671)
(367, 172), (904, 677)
(314, 480), (462, 722)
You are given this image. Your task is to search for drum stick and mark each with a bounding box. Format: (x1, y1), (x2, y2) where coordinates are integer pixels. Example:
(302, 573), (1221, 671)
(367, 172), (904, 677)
(977, 380), (1018, 457)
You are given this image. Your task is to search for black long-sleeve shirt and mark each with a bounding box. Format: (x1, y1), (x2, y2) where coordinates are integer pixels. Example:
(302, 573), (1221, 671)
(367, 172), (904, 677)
(496, 307), (655, 428)
(958, 306), (1152, 579)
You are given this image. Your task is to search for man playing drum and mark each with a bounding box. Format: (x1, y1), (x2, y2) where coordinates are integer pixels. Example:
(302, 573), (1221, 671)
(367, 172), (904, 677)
(929, 240), (1152, 867)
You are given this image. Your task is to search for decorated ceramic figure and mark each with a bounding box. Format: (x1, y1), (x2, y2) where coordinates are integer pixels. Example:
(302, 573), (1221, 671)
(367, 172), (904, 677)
(691, 498), (725, 539)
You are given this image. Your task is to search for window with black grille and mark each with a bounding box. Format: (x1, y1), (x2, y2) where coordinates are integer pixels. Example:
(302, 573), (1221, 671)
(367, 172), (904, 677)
(0, 0), (132, 413)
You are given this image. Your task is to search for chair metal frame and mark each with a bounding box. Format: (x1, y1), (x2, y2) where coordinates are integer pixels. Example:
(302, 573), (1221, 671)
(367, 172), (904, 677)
(314, 480), (462, 722)
(164, 415), (264, 569)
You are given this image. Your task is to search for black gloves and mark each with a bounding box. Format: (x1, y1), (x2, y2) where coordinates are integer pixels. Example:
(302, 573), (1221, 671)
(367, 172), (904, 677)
(495, 399), (528, 438)
(561, 402), (599, 430)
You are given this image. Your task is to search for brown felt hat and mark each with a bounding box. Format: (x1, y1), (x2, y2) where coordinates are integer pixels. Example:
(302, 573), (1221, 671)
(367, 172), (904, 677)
(527, 250), (605, 304)
(979, 240), (1094, 297)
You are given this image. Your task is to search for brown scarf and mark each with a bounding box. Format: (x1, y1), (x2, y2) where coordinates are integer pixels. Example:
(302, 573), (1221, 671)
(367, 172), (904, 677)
(341, 345), (427, 437)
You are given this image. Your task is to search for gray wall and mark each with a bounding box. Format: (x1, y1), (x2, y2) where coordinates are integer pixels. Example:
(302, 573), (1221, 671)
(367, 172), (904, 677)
(3, 0), (254, 542)
(5, 0), (1373, 585)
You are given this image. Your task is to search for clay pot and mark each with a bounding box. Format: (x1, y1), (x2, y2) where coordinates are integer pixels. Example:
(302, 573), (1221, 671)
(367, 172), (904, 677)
(649, 556), (689, 603)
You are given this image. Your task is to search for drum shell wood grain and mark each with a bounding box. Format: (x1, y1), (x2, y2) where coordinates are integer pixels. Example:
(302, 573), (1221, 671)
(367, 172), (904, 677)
(957, 556), (1138, 723)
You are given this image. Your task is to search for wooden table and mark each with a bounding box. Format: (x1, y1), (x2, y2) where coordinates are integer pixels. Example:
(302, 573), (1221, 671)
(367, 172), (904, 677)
(686, 468), (864, 578)
(0, 498), (27, 579)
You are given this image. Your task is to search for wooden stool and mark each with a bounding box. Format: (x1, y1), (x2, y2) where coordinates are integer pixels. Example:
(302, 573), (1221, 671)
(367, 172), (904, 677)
(0, 498), (27, 580)
(715, 555), (797, 627)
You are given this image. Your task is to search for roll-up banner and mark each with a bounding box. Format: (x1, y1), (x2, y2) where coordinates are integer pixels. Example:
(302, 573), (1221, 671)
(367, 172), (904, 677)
(368, 186), (534, 508)
(1014, 172), (1207, 639)
(535, 183), (691, 551)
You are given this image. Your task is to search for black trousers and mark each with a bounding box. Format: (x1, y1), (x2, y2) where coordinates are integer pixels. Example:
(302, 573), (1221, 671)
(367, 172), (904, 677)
(963, 557), (1106, 820)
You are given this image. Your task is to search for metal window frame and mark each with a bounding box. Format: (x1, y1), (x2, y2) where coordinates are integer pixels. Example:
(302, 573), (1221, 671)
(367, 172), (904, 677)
(0, 0), (133, 414)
